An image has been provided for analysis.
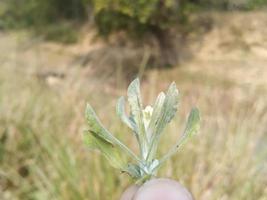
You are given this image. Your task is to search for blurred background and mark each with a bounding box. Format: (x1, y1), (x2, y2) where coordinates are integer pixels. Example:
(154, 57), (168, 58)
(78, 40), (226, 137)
(0, 0), (267, 199)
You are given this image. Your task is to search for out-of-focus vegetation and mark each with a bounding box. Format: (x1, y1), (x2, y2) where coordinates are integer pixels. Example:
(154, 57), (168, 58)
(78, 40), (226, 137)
(1, 0), (267, 68)
(0, 0), (90, 43)
(1, 1), (267, 200)
(1, 0), (267, 41)
(93, 0), (181, 37)
(0, 0), (90, 27)
(92, 0), (267, 36)
(0, 56), (267, 199)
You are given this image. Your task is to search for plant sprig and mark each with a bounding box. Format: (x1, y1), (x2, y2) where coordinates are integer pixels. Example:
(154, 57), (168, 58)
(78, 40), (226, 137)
(84, 78), (200, 182)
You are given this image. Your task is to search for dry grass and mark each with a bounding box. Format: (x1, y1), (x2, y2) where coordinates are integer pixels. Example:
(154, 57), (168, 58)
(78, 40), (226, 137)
(0, 62), (266, 200)
(1, 11), (267, 199)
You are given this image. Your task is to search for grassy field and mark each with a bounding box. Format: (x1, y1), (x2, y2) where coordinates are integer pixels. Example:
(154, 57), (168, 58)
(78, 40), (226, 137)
(1, 12), (267, 200)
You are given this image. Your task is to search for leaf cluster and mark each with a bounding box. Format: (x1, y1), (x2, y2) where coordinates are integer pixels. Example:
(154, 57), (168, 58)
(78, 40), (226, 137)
(84, 78), (200, 182)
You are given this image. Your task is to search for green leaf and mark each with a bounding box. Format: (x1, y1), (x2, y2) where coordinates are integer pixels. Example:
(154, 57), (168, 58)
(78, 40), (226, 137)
(83, 130), (127, 170)
(146, 92), (165, 140)
(158, 107), (200, 166)
(85, 103), (143, 170)
(156, 82), (179, 131)
(182, 107), (200, 142)
(147, 82), (179, 161)
(85, 103), (114, 144)
(116, 96), (137, 132)
(127, 78), (148, 158)
(125, 163), (142, 179)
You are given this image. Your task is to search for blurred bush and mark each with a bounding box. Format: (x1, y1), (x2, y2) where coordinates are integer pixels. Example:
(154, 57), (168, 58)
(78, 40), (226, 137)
(1, 0), (90, 28)
(194, 0), (267, 10)
(1, 0), (185, 39)
(0, 0), (91, 43)
(92, 0), (267, 37)
(1, 0), (267, 42)
(93, 0), (182, 37)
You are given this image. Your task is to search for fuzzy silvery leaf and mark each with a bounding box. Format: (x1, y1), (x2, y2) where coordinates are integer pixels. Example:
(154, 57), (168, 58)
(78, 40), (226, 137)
(85, 103), (114, 144)
(84, 130), (127, 170)
(155, 82), (179, 133)
(146, 92), (166, 140)
(116, 96), (137, 132)
(85, 103), (142, 168)
(146, 159), (159, 175)
(127, 78), (146, 136)
(158, 107), (200, 166)
(147, 83), (179, 161)
(127, 78), (148, 158)
(125, 163), (143, 179)
(182, 107), (200, 141)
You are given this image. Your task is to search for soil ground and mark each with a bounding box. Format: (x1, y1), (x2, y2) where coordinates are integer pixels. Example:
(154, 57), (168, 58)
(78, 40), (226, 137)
(1, 11), (267, 92)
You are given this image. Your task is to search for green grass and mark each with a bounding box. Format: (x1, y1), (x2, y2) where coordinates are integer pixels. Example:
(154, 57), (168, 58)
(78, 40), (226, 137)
(0, 63), (266, 200)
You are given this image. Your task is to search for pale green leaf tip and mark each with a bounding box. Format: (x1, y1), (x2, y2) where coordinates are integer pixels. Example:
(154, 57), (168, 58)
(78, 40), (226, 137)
(128, 77), (140, 91)
(170, 81), (176, 86)
(159, 91), (165, 96)
(85, 103), (91, 113)
(131, 77), (140, 85)
(133, 77), (140, 84)
(85, 103), (89, 117)
(188, 107), (201, 135)
(170, 81), (179, 92)
(117, 96), (125, 109)
(85, 103), (94, 121)
(192, 107), (201, 121)
(118, 96), (125, 102)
